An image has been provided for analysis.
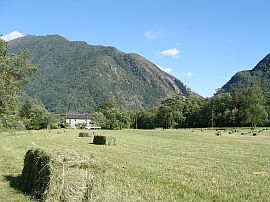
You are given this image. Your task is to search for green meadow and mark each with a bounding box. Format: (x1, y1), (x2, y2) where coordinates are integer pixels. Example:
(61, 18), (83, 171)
(0, 128), (269, 201)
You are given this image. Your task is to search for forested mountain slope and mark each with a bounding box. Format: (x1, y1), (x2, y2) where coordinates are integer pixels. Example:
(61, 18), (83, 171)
(222, 53), (270, 96)
(9, 35), (195, 113)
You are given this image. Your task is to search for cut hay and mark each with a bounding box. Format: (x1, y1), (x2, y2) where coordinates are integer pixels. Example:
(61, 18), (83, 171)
(21, 149), (104, 201)
(79, 131), (92, 137)
(93, 136), (116, 145)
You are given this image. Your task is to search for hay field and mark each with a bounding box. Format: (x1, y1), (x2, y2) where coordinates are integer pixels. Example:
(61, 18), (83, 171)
(0, 128), (270, 201)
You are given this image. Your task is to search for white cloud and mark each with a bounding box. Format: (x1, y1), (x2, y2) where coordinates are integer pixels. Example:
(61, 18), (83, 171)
(157, 65), (172, 73)
(144, 31), (160, 40)
(1, 31), (23, 41)
(159, 48), (180, 59)
(186, 72), (193, 77)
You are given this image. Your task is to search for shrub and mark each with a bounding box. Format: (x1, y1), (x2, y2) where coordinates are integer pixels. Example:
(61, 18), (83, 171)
(93, 136), (116, 145)
(76, 123), (86, 129)
(21, 149), (104, 201)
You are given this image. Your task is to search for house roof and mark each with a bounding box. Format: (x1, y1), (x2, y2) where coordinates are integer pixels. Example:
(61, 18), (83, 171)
(65, 114), (90, 119)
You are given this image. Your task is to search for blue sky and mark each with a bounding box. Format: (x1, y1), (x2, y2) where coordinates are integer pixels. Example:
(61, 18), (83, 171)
(1, 0), (270, 97)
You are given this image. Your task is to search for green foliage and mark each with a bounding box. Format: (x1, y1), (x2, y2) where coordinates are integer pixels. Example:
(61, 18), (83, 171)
(20, 98), (58, 130)
(236, 85), (268, 127)
(0, 39), (36, 129)
(156, 96), (185, 129)
(136, 86), (269, 128)
(93, 99), (133, 129)
(136, 108), (158, 129)
(93, 111), (107, 129)
(76, 122), (86, 129)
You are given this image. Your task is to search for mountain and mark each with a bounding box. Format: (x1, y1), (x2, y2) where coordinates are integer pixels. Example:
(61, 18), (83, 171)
(9, 35), (196, 113)
(222, 53), (270, 96)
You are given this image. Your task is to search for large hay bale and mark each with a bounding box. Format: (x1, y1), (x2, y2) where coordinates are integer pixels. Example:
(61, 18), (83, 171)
(21, 149), (51, 199)
(93, 136), (116, 145)
(79, 131), (92, 137)
(21, 149), (104, 201)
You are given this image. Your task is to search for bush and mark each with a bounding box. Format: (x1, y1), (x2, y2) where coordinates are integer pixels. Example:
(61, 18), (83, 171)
(76, 123), (86, 129)
(21, 149), (104, 201)
(50, 123), (58, 129)
(93, 136), (116, 145)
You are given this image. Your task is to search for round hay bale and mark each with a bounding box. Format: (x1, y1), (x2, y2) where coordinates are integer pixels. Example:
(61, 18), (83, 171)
(21, 149), (103, 201)
(21, 149), (52, 199)
(79, 131), (91, 137)
(93, 136), (116, 145)
(215, 131), (222, 136)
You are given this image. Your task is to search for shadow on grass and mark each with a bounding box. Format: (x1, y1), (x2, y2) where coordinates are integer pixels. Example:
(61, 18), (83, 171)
(88, 143), (102, 146)
(4, 174), (26, 194)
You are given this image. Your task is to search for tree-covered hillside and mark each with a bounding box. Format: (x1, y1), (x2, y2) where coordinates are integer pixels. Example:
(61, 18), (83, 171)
(9, 35), (195, 114)
(222, 53), (270, 96)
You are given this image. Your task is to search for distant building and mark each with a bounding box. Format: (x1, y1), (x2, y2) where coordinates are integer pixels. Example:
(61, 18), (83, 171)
(65, 114), (92, 128)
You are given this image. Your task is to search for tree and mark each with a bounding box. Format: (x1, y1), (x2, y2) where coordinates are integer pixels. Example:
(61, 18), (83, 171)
(136, 108), (158, 129)
(238, 85), (268, 127)
(95, 98), (133, 129)
(20, 100), (52, 130)
(0, 39), (36, 128)
(210, 90), (234, 127)
(19, 97), (33, 118)
(93, 111), (107, 128)
(182, 96), (204, 127)
(156, 96), (185, 129)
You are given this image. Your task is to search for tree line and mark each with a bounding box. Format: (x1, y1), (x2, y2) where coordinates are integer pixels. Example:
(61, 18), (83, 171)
(93, 85), (269, 129)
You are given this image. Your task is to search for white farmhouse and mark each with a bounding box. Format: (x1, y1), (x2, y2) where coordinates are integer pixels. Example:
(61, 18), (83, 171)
(65, 114), (91, 128)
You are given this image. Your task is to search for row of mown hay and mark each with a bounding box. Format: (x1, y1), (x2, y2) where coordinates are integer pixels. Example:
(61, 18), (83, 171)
(93, 136), (116, 145)
(21, 149), (104, 201)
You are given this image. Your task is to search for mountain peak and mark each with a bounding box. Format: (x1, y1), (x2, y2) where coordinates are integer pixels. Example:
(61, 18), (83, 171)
(9, 34), (197, 113)
(222, 52), (270, 95)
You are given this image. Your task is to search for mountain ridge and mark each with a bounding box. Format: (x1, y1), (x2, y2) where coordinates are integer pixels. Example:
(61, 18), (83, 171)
(9, 34), (196, 113)
(222, 53), (270, 96)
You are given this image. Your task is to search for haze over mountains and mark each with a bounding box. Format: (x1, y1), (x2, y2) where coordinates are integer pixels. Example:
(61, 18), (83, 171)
(9, 35), (195, 113)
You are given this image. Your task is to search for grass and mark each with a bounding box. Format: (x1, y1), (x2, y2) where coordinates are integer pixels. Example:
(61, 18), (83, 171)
(0, 128), (270, 201)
